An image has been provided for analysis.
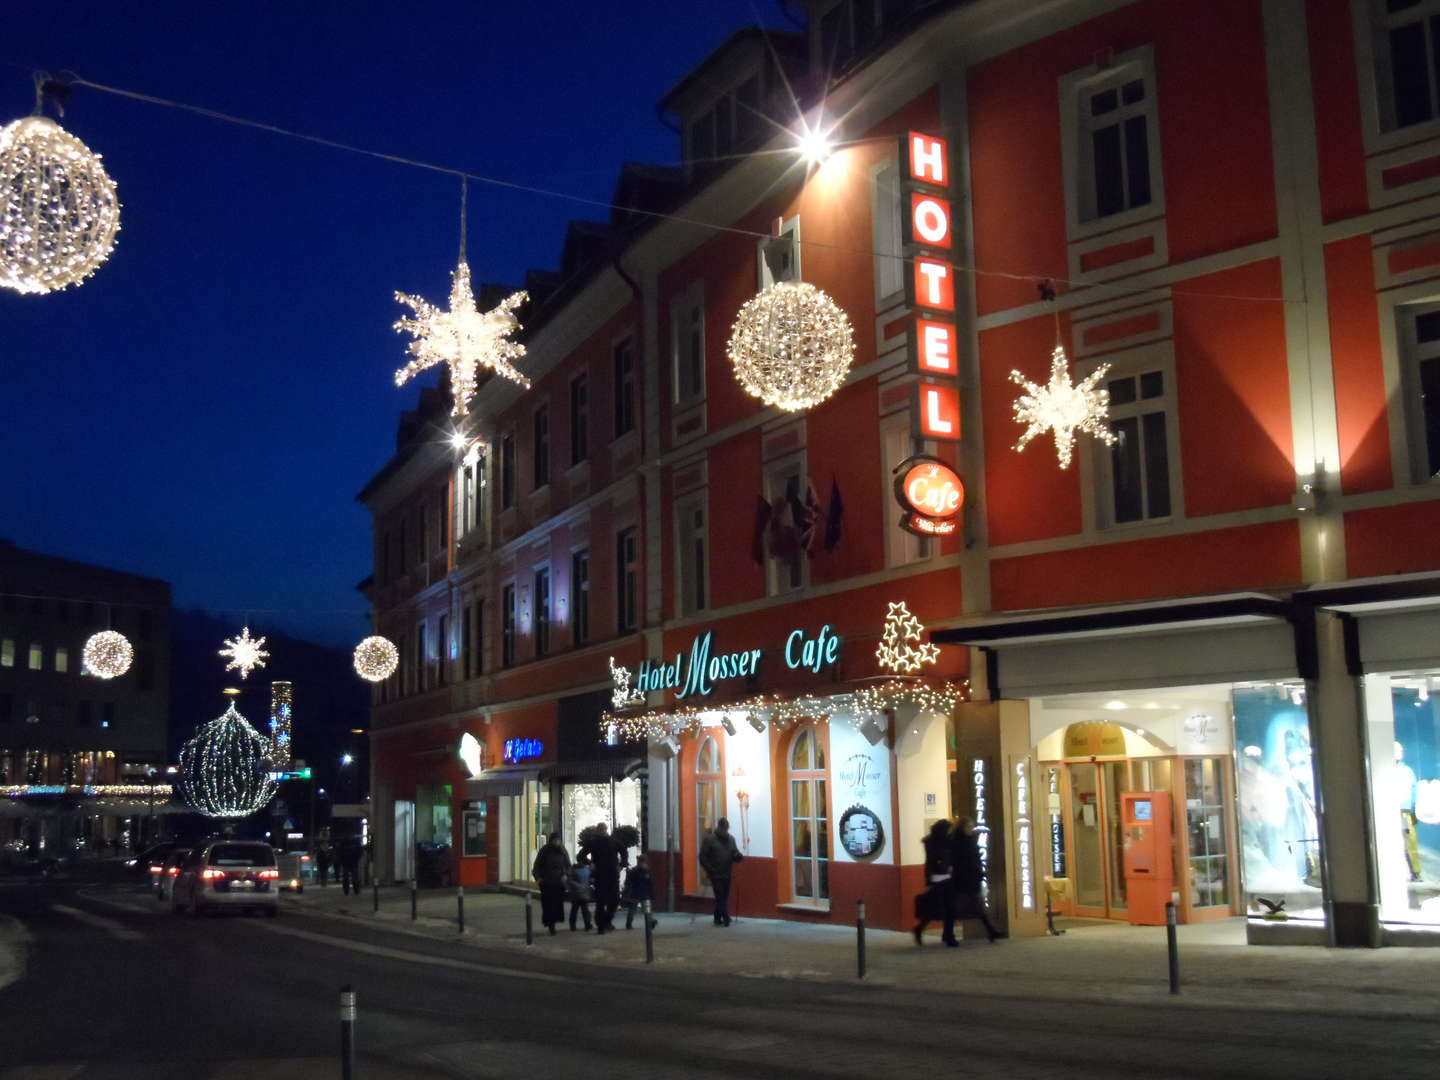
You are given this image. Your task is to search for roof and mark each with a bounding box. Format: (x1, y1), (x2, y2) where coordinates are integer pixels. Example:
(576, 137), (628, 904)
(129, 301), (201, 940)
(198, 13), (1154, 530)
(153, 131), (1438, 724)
(658, 27), (807, 116)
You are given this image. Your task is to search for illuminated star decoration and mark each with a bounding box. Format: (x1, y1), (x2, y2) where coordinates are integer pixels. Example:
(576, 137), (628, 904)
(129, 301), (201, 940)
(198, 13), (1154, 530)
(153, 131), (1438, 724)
(875, 600), (941, 675)
(219, 626), (270, 680)
(1010, 346), (1116, 469)
(610, 656), (645, 711)
(394, 261), (530, 416)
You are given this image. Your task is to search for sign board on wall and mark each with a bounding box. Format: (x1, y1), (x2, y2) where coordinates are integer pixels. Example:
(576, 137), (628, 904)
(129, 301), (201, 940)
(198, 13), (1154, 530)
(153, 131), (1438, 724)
(901, 131), (961, 445)
(830, 720), (894, 865)
(637, 625), (844, 702)
(893, 454), (964, 537)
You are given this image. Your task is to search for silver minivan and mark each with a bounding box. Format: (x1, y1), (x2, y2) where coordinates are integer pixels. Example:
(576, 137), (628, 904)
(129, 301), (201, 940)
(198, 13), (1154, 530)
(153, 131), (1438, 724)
(171, 841), (280, 917)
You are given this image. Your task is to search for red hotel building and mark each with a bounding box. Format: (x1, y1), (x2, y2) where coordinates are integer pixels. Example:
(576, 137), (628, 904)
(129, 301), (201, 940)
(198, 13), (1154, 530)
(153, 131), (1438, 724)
(361, 0), (1440, 946)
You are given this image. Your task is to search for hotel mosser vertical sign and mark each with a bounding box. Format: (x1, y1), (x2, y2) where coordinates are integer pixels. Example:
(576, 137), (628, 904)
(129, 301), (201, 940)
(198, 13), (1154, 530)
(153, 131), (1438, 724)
(902, 131), (961, 442)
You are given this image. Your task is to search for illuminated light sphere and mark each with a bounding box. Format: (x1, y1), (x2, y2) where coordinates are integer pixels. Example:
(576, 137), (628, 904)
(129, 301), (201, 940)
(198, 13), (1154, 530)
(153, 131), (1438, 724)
(394, 261), (530, 416)
(179, 701), (278, 818)
(727, 281), (855, 412)
(353, 635), (399, 682)
(219, 626), (269, 680)
(82, 630), (133, 679)
(1010, 346), (1116, 469)
(0, 115), (120, 295)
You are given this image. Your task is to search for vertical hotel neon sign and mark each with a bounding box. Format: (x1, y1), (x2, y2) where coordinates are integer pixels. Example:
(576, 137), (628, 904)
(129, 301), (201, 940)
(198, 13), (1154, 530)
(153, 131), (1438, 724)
(902, 132), (961, 442)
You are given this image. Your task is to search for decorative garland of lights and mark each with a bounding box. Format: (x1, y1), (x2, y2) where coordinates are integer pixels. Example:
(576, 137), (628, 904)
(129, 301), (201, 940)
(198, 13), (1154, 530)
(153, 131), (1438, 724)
(219, 626), (269, 679)
(875, 601), (941, 674)
(1, 784), (174, 798)
(1010, 345), (1116, 469)
(82, 630), (133, 679)
(726, 281), (855, 412)
(0, 113), (120, 295)
(269, 681), (293, 770)
(609, 656), (645, 711)
(353, 635), (399, 682)
(179, 700), (277, 818)
(850, 679), (969, 728)
(603, 691), (836, 742)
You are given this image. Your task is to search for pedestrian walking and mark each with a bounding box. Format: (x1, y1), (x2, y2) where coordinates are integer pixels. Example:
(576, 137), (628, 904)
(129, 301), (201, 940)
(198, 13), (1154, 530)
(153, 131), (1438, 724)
(315, 837), (332, 888)
(698, 817), (743, 926)
(913, 818), (955, 946)
(566, 857), (594, 931)
(338, 833), (362, 895)
(532, 832), (571, 935)
(579, 822), (621, 934)
(948, 816), (1000, 943)
(621, 855), (657, 930)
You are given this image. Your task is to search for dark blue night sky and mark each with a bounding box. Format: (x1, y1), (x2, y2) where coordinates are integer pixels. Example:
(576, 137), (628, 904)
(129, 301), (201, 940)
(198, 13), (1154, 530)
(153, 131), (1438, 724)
(1, 2), (791, 645)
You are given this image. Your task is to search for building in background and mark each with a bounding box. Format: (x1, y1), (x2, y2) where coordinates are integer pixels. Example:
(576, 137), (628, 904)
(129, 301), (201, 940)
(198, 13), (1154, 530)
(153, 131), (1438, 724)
(0, 540), (172, 856)
(362, 0), (1440, 945)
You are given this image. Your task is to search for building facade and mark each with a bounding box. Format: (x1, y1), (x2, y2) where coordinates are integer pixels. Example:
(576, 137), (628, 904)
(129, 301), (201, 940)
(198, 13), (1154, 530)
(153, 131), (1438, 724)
(361, 0), (1440, 945)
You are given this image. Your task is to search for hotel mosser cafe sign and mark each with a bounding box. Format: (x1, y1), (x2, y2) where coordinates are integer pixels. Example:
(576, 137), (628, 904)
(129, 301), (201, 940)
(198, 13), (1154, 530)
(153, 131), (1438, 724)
(634, 625), (843, 701)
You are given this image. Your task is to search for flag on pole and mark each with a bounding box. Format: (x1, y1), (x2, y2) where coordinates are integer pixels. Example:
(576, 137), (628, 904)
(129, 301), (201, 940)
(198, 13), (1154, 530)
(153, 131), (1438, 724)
(824, 475), (844, 552)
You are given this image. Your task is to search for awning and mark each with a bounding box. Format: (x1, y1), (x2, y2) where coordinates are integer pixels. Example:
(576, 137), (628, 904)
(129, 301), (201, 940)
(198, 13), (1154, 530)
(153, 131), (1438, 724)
(538, 758), (645, 783)
(1297, 572), (1440, 674)
(462, 766), (539, 799)
(931, 592), (1303, 698)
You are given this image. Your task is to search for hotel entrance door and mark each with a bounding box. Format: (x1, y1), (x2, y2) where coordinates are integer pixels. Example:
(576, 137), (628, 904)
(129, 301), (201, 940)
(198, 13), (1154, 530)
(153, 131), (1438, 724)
(1065, 759), (1172, 919)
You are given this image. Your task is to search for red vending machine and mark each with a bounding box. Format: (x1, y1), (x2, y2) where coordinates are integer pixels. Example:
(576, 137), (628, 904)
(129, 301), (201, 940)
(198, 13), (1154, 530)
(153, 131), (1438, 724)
(1121, 792), (1173, 926)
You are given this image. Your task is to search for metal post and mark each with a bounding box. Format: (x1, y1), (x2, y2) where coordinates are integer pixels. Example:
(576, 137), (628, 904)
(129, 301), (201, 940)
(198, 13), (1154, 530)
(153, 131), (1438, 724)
(457, 883), (464, 934)
(372, 878), (378, 915)
(524, 894), (534, 945)
(1166, 900), (1180, 995)
(856, 900), (867, 980)
(339, 985), (356, 1080)
(1046, 891), (1065, 936)
(643, 899), (654, 965)
(410, 877), (417, 921)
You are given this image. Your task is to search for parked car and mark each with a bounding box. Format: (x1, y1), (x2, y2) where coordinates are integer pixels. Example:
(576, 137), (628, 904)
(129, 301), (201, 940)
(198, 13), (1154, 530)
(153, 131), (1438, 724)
(171, 841), (280, 917)
(155, 848), (191, 902)
(126, 842), (182, 882)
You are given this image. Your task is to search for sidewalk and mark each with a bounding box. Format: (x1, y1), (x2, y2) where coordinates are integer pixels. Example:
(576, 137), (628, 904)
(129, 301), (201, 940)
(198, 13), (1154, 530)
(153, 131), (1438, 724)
(284, 882), (1440, 1018)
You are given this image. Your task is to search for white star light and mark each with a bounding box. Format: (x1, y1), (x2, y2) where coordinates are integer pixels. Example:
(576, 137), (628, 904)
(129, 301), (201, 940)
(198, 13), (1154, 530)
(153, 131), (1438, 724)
(219, 626), (269, 680)
(610, 656), (645, 711)
(1010, 346), (1116, 469)
(394, 261), (529, 416)
(875, 601), (941, 675)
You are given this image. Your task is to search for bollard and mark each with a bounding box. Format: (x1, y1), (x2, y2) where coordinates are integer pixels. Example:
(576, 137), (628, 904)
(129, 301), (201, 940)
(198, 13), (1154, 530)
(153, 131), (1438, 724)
(339, 985), (356, 1080)
(372, 878), (379, 915)
(524, 894), (534, 945)
(457, 883), (465, 934)
(410, 877), (417, 921)
(856, 899), (867, 980)
(1166, 900), (1180, 995)
(643, 899), (654, 965)
(1046, 892), (1066, 936)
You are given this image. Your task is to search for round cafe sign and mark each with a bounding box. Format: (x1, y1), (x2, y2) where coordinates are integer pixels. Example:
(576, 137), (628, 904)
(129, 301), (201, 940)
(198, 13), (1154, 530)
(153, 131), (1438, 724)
(894, 455), (964, 537)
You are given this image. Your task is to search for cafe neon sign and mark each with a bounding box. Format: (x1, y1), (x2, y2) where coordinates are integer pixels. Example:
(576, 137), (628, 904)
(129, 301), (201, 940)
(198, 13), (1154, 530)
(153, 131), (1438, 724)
(636, 625), (843, 700)
(893, 454), (964, 537)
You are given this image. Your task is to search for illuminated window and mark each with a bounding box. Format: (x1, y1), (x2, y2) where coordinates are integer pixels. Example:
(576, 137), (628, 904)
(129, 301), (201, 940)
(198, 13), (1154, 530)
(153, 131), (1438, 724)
(613, 339), (636, 438)
(695, 735), (722, 896)
(570, 374), (589, 466)
(0, 639), (13, 668)
(672, 283), (705, 404)
(1373, 0), (1440, 131)
(571, 550), (590, 646)
(616, 528), (638, 633)
(502, 585), (516, 668)
(1399, 301), (1440, 481)
(788, 727), (829, 903)
(54, 646), (68, 674)
(675, 494), (709, 617)
(28, 643), (42, 671)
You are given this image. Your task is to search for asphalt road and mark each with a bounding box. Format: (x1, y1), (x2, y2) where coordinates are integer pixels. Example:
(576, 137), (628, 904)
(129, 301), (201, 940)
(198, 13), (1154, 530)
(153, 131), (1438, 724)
(2, 871), (1438, 1079)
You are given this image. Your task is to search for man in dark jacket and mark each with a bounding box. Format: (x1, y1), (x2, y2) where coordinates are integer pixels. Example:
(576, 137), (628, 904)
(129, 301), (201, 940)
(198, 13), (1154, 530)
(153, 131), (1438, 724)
(948, 816), (1000, 942)
(531, 832), (571, 934)
(578, 822), (621, 934)
(338, 833), (362, 896)
(698, 817), (743, 926)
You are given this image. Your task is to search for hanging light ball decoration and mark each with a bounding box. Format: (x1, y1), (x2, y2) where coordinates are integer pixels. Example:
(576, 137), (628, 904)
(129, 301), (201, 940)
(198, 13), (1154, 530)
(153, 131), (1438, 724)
(179, 700), (278, 818)
(82, 630), (133, 679)
(353, 635), (399, 682)
(727, 281), (855, 411)
(0, 115), (120, 295)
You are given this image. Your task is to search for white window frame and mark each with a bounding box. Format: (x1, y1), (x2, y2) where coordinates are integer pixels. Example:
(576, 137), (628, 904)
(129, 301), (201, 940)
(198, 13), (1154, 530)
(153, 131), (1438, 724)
(871, 157), (905, 305)
(671, 281), (706, 405)
(1396, 298), (1440, 483)
(757, 216), (802, 291)
(455, 443), (483, 543)
(764, 453), (809, 597)
(788, 726), (829, 905)
(1360, 0), (1440, 142)
(880, 412), (929, 567)
(1059, 44), (1166, 242)
(612, 336), (637, 441)
(1083, 345), (1185, 531)
(695, 734), (722, 896)
(674, 491), (710, 618)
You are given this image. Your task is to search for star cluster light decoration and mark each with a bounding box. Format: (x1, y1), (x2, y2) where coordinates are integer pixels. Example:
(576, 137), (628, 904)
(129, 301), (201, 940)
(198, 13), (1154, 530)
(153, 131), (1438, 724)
(610, 656), (645, 711)
(1010, 346), (1116, 469)
(394, 260), (530, 416)
(219, 626), (269, 680)
(875, 600), (941, 675)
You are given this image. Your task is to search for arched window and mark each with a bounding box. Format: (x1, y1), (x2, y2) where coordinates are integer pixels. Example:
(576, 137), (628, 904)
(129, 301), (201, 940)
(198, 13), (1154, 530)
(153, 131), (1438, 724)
(788, 726), (829, 902)
(695, 734), (722, 896)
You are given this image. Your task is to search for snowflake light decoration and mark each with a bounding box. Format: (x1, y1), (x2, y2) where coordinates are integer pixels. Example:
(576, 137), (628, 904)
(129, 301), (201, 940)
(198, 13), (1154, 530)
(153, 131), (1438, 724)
(727, 281), (855, 411)
(82, 630), (133, 679)
(394, 260), (529, 415)
(0, 115), (120, 295)
(875, 601), (940, 675)
(1010, 346), (1116, 469)
(353, 635), (399, 682)
(179, 700), (277, 818)
(610, 656), (645, 711)
(219, 626), (269, 680)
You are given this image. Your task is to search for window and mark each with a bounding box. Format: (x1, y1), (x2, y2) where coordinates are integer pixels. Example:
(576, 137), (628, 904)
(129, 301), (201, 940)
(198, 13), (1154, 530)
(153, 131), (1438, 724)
(789, 727), (829, 903)
(502, 585), (516, 667)
(613, 338), (636, 438)
(695, 735), (722, 896)
(1374, 0), (1440, 131)
(758, 218), (801, 290)
(672, 285), (705, 403)
(572, 550), (590, 646)
(28, 643), (42, 671)
(616, 528), (638, 632)
(1, 639), (13, 668)
(415, 623), (427, 691)
(765, 462), (808, 595)
(475, 599), (486, 676)
(398, 519), (408, 573)
(570, 375), (589, 466)
(1103, 364), (1175, 525)
(418, 503), (429, 564)
(461, 603), (473, 679)
(533, 568), (551, 658)
(501, 433), (516, 509)
(872, 159), (905, 301)
(456, 444), (483, 541)
(436, 614), (449, 686)
(881, 414), (928, 566)
(1401, 301), (1440, 480)
(1080, 72), (1153, 221)
(54, 646), (68, 674)
(533, 405), (550, 489)
(676, 496), (709, 616)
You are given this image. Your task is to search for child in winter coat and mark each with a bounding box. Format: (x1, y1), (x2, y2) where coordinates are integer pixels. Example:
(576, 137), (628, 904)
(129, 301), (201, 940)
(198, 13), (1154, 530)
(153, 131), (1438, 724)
(566, 857), (594, 931)
(621, 855), (657, 930)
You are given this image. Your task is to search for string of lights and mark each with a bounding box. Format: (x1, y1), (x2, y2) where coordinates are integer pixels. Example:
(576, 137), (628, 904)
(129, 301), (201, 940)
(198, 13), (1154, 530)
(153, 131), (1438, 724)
(178, 699), (278, 818)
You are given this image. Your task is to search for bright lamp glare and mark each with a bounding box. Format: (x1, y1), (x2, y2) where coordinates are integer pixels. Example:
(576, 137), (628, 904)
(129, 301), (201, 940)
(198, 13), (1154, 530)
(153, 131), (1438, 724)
(449, 432), (467, 450)
(797, 126), (833, 164)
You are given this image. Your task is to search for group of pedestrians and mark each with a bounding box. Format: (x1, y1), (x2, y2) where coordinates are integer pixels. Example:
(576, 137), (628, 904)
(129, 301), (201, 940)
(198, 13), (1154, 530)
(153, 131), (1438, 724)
(532, 822), (657, 936)
(312, 832), (363, 895)
(913, 815), (1000, 947)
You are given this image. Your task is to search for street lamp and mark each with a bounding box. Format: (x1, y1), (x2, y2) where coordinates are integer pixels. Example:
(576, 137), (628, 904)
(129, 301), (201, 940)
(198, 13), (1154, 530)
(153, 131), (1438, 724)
(146, 767), (158, 846)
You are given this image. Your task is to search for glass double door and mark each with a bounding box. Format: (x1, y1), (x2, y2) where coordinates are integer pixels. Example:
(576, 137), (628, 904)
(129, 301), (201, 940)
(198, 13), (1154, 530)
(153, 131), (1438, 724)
(1066, 759), (1172, 918)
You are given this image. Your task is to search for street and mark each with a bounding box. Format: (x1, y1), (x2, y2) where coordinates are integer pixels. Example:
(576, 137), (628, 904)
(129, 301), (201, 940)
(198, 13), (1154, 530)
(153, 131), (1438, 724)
(2, 870), (1438, 1078)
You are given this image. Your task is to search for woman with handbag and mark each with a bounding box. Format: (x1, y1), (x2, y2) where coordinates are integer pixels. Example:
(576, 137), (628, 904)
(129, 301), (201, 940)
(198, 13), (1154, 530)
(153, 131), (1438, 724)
(913, 818), (955, 946)
(948, 815), (1000, 943)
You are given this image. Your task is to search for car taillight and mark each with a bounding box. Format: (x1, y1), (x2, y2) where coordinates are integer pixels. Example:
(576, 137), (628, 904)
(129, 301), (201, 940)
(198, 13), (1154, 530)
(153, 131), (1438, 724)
(201, 868), (226, 880)
(149, 865), (163, 874)
(260, 869), (279, 879)
(167, 867), (179, 876)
